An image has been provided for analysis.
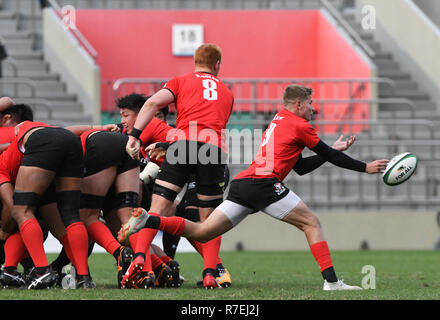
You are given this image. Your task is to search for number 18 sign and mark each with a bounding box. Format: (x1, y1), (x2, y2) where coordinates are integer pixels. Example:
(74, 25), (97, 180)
(172, 24), (204, 56)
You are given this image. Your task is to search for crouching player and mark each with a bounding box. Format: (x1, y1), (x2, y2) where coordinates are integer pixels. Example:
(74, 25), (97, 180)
(7, 121), (91, 289)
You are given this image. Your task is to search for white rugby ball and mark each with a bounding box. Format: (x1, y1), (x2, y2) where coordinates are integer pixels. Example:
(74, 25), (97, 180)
(382, 152), (418, 186)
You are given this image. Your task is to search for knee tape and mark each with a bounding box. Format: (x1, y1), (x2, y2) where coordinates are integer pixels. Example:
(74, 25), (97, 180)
(197, 197), (223, 208)
(57, 191), (81, 227)
(13, 191), (41, 207)
(114, 191), (139, 209)
(80, 193), (105, 209)
(152, 184), (178, 202)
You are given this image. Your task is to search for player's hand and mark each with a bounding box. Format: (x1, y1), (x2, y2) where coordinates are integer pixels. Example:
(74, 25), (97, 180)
(102, 124), (120, 132)
(126, 136), (141, 160)
(366, 159), (389, 174)
(146, 143), (166, 160)
(332, 135), (356, 151)
(139, 161), (160, 184)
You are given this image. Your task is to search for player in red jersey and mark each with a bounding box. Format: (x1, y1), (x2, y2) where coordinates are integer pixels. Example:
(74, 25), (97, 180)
(78, 127), (141, 288)
(0, 101), (33, 274)
(115, 93), (182, 288)
(122, 84), (389, 290)
(123, 44), (234, 288)
(6, 121), (91, 289)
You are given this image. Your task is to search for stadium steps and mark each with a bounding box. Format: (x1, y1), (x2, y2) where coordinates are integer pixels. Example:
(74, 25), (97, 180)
(0, 2), (91, 126)
(341, 11), (438, 122)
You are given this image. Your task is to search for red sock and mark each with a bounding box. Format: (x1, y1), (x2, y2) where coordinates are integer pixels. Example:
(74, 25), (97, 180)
(19, 218), (48, 267)
(60, 234), (76, 267)
(150, 253), (163, 271)
(66, 222), (89, 276)
(190, 240), (222, 265)
(142, 250), (152, 272)
(135, 228), (158, 256)
(134, 212), (159, 256)
(87, 221), (120, 256)
(4, 232), (28, 268)
(202, 236), (222, 271)
(310, 241), (333, 272)
(158, 216), (186, 236)
(128, 232), (138, 251)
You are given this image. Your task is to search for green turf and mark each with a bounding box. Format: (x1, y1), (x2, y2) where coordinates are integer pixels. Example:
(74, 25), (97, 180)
(0, 250), (438, 300)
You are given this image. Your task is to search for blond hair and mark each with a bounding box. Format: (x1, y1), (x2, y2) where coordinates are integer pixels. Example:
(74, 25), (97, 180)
(194, 43), (222, 69)
(283, 84), (313, 105)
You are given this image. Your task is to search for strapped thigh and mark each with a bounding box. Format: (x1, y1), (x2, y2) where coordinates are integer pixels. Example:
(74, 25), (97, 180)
(13, 191), (41, 207)
(80, 193), (106, 209)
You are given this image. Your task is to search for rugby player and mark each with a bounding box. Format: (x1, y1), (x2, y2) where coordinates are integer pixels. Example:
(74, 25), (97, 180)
(123, 44), (234, 288)
(122, 84), (389, 290)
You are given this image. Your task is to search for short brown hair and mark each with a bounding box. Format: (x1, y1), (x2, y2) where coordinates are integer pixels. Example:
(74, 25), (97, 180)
(283, 84), (313, 105)
(194, 43), (222, 68)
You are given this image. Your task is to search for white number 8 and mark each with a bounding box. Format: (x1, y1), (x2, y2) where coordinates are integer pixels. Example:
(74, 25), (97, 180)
(202, 79), (218, 101)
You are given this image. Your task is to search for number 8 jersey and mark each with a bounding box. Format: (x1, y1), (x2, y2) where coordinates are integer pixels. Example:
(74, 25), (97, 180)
(235, 108), (321, 181)
(163, 72), (234, 151)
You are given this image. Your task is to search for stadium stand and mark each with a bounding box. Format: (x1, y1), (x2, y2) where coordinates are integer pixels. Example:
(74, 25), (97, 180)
(0, 0), (439, 213)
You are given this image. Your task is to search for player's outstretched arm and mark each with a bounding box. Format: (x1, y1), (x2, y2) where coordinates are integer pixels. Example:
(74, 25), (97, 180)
(293, 135), (357, 176)
(311, 140), (368, 173)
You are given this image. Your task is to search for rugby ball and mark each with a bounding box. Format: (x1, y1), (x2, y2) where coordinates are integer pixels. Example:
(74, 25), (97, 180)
(382, 152), (418, 186)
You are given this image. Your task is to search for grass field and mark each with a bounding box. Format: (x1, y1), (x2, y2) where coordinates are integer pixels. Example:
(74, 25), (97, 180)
(0, 250), (439, 300)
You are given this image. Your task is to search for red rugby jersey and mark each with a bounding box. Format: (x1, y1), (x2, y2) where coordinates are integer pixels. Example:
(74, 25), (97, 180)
(0, 127), (15, 144)
(164, 72), (234, 150)
(139, 117), (175, 158)
(235, 108), (321, 181)
(0, 139), (23, 185)
(15, 121), (54, 144)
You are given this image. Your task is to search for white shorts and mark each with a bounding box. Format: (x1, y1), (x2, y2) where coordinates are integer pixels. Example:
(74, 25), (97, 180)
(217, 190), (302, 227)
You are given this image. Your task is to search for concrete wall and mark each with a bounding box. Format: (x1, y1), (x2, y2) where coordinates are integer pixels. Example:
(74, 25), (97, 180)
(75, 9), (373, 116)
(357, 0), (440, 112)
(43, 8), (101, 124)
(220, 210), (439, 250)
(413, 0), (440, 28)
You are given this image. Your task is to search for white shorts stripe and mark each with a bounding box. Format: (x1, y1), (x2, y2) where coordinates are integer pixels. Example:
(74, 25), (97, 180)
(262, 190), (301, 220)
(217, 190), (302, 226)
(217, 200), (253, 227)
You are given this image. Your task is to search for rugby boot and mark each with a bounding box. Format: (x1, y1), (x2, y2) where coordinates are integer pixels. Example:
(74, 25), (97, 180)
(117, 246), (133, 288)
(203, 272), (220, 289)
(117, 208), (149, 243)
(76, 274), (96, 289)
(166, 259), (181, 288)
(136, 271), (156, 289)
(154, 263), (172, 288)
(0, 267), (26, 288)
(26, 266), (57, 290)
(216, 266), (231, 288)
(121, 255), (144, 289)
(323, 279), (362, 291)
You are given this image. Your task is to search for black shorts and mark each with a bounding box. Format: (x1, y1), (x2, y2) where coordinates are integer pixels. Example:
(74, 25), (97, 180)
(84, 131), (139, 177)
(226, 177), (290, 213)
(157, 140), (228, 196)
(21, 127), (83, 178)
